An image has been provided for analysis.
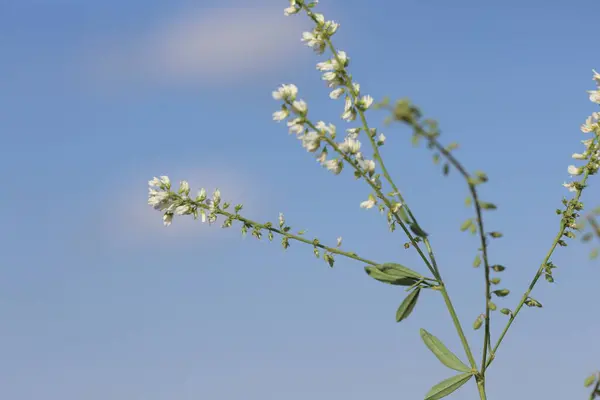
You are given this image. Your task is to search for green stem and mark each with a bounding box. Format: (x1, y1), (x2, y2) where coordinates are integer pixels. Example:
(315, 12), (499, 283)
(406, 121), (494, 373)
(323, 36), (479, 373)
(439, 285), (479, 370)
(487, 167), (592, 369)
(476, 378), (487, 400)
(193, 199), (379, 266)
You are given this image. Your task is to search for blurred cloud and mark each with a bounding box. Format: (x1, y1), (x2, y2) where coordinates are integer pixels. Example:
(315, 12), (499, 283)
(86, 6), (309, 89)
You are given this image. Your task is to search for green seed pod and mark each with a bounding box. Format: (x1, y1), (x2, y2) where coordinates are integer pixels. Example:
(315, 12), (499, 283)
(473, 315), (483, 330)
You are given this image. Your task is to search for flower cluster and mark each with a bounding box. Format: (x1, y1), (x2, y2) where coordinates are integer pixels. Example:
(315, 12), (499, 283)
(274, 0), (387, 211)
(564, 70), (600, 193)
(148, 176), (223, 226)
(272, 84), (384, 204)
(284, 1), (339, 55)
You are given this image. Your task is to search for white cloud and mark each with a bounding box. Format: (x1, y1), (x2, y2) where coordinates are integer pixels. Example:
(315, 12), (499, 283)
(87, 6), (310, 88)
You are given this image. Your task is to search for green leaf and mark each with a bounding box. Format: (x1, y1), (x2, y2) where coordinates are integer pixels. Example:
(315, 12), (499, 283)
(410, 223), (429, 238)
(424, 373), (473, 400)
(396, 288), (421, 322)
(479, 202), (497, 210)
(460, 219), (472, 232)
(584, 374), (597, 387)
(365, 263), (422, 286)
(419, 329), (471, 373)
(379, 263), (423, 279)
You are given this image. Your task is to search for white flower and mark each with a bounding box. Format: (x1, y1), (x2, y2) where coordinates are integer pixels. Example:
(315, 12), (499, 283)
(316, 150), (327, 164)
(357, 95), (374, 111)
(352, 82), (360, 94)
(316, 60), (334, 71)
(301, 131), (321, 152)
(324, 20), (339, 35)
(378, 133), (386, 144)
(336, 237), (343, 247)
(589, 90), (600, 104)
(342, 96), (356, 121)
(346, 127), (360, 138)
(360, 194), (376, 209)
(154, 176), (170, 189)
(163, 213), (173, 226)
(568, 165), (584, 176)
(572, 153), (587, 160)
(313, 13), (325, 25)
(582, 138), (595, 149)
(332, 51), (348, 69)
(343, 96), (353, 112)
(292, 100), (308, 114)
(315, 121), (336, 137)
(284, 6), (297, 15)
(322, 71), (337, 81)
(324, 159), (342, 174)
(301, 30), (325, 54)
(338, 137), (361, 154)
(148, 190), (169, 209)
(273, 107), (289, 121)
(330, 88), (344, 99)
(178, 181), (190, 196)
(358, 158), (376, 174)
(342, 109), (356, 121)
(279, 212), (285, 227)
(148, 177), (162, 187)
(175, 205), (191, 215)
(593, 69), (600, 84)
(288, 118), (305, 134)
(272, 84), (298, 101)
(581, 116), (595, 133)
(563, 181), (577, 192)
(213, 189), (221, 204)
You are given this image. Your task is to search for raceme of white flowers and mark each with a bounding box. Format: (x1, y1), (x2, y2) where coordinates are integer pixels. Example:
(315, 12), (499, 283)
(272, 0), (385, 211)
(148, 176), (224, 227)
(563, 70), (600, 193)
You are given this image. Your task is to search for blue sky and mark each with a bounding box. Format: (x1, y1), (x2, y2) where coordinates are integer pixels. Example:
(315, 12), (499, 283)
(1, 0), (599, 399)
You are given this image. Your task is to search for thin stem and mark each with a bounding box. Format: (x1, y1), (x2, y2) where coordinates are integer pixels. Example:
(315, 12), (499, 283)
(589, 374), (600, 400)
(192, 199), (380, 266)
(439, 284), (479, 370)
(400, 117), (493, 373)
(476, 378), (487, 400)
(322, 37), (478, 372)
(486, 167), (592, 369)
